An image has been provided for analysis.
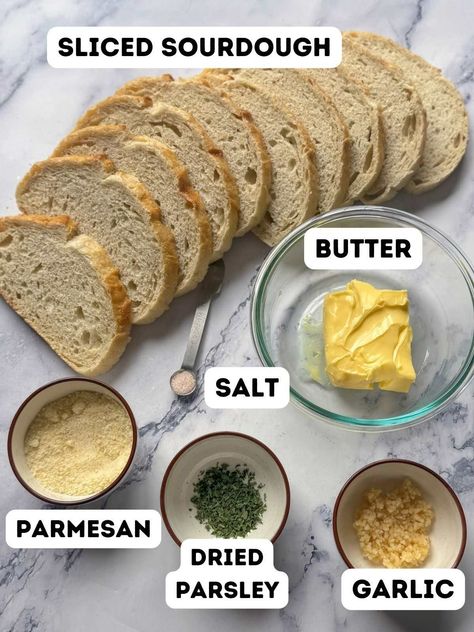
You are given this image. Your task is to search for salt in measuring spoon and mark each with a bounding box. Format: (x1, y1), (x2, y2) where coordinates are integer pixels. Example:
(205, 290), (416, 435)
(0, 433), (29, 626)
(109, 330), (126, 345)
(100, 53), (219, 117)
(170, 259), (225, 397)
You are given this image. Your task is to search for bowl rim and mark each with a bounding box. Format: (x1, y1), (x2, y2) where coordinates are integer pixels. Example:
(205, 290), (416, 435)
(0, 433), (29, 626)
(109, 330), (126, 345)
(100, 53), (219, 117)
(160, 431), (291, 546)
(332, 458), (467, 569)
(7, 377), (138, 506)
(251, 206), (474, 430)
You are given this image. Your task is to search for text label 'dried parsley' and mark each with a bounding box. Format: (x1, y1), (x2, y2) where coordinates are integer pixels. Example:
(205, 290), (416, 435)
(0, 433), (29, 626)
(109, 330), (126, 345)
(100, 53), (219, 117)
(190, 463), (267, 538)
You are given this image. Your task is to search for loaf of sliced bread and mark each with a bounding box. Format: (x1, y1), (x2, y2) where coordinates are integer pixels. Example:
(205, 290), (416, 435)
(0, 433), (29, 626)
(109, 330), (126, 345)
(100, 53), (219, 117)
(116, 74), (271, 236)
(345, 31), (468, 193)
(52, 126), (212, 296)
(73, 94), (238, 260)
(16, 156), (179, 323)
(302, 68), (384, 202)
(209, 68), (350, 213)
(341, 36), (426, 203)
(208, 76), (318, 245)
(0, 215), (131, 375)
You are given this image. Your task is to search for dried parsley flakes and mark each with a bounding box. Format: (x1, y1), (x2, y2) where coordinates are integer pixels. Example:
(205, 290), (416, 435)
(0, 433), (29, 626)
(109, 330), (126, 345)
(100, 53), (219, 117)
(190, 463), (267, 538)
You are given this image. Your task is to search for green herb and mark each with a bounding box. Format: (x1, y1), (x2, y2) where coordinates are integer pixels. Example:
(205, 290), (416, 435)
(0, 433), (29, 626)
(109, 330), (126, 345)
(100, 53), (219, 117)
(190, 463), (267, 538)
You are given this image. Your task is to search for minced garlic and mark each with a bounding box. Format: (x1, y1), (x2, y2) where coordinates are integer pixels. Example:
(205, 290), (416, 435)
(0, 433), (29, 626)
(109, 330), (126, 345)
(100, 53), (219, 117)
(353, 479), (434, 568)
(24, 391), (133, 497)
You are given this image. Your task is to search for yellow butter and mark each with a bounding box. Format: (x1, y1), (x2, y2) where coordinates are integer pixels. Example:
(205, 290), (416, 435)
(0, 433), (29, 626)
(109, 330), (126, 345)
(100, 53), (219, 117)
(323, 279), (416, 393)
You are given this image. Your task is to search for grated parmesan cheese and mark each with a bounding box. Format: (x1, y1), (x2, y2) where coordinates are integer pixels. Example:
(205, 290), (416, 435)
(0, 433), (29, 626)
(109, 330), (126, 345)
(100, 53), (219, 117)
(24, 391), (133, 496)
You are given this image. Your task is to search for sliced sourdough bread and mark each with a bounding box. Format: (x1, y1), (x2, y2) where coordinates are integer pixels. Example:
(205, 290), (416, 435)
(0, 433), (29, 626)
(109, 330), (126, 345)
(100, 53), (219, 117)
(341, 36), (426, 203)
(0, 214), (131, 375)
(302, 68), (384, 202)
(208, 68), (350, 213)
(73, 95), (238, 261)
(207, 76), (318, 246)
(52, 126), (212, 296)
(16, 156), (178, 323)
(115, 74), (271, 236)
(345, 31), (469, 193)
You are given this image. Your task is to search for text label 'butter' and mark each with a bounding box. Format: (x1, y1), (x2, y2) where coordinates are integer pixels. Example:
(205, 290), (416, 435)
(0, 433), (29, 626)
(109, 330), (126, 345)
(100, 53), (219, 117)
(304, 227), (423, 270)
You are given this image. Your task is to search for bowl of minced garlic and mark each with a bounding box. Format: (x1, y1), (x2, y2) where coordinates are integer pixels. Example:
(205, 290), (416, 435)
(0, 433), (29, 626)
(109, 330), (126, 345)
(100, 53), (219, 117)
(333, 460), (467, 569)
(8, 379), (137, 504)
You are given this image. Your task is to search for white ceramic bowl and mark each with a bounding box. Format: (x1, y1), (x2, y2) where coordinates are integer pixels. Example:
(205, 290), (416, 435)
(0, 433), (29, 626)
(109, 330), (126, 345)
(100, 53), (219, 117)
(160, 432), (290, 544)
(8, 378), (137, 505)
(333, 459), (466, 568)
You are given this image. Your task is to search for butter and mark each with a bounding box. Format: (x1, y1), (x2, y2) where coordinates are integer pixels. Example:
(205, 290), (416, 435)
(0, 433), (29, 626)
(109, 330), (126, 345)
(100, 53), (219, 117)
(300, 315), (326, 385)
(323, 279), (416, 393)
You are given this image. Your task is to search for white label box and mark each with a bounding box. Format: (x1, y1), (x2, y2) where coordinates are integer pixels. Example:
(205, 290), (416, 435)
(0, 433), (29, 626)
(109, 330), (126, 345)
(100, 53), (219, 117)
(47, 26), (342, 69)
(204, 367), (290, 409)
(304, 227), (423, 270)
(6, 510), (161, 549)
(166, 539), (289, 609)
(341, 569), (465, 611)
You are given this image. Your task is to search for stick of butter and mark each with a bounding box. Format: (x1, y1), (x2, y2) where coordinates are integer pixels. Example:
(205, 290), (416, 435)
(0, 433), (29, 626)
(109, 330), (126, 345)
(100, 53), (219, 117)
(323, 279), (416, 393)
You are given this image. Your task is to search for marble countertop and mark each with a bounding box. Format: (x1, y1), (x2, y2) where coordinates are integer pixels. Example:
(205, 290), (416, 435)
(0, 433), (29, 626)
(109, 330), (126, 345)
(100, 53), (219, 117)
(1, 1), (473, 630)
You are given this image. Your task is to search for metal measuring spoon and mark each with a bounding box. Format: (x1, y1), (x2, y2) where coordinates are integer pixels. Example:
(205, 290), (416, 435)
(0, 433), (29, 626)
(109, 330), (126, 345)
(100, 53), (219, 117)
(170, 259), (225, 397)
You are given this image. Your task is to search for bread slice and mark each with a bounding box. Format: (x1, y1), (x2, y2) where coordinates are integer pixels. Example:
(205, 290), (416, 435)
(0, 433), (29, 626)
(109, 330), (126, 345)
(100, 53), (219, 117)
(302, 68), (384, 202)
(206, 76), (318, 246)
(115, 74), (271, 236)
(74, 95), (238, 260)
(0, 215), (131, 375)
(345, 31), (468, 193)
(207, 68), (350, 213)
(52, 126), (212, 296)
(341, 36), (426, 203)
(16, 156), (179, 323)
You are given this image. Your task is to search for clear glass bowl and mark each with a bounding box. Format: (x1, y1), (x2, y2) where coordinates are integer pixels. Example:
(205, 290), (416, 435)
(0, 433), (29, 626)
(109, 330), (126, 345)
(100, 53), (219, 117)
(251, 207), (474, 431)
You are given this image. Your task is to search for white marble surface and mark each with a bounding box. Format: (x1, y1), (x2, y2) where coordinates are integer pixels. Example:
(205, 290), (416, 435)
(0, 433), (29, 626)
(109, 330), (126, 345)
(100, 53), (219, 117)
(1, 1), (473, 630)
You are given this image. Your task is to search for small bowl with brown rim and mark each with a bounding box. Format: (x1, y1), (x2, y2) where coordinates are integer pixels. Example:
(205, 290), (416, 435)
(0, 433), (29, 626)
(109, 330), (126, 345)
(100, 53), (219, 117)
(8, 377), (137, 505)
(160, 431), (290, 545)
(333, 459), (467, 569)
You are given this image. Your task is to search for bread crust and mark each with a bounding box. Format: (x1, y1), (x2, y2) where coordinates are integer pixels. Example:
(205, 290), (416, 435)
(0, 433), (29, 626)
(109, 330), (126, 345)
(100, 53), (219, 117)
(54, 125), (212, 296)
(16, 154), (181, 322)
(16, 155), (115, 203)
(151, 100), (239, 259)
(129, 133), (213, 295)
(117, 74), (272, 236)
(303, 67), (384, 203)
(0, 214), (131, 376)
(306, 78), (351, 210)
(345, 30), (468, 194)
(72, 94), (239, 260)
(68, 233), (131, 374)
(196, 77), (272, 235)
(202, 68), (349, 213)
(0, 213), (77, 236)
(109, 170), (179, 321)
(342, 35), (427, 203)
(208, 76), (319, 246)
(115, 73), (175, 97)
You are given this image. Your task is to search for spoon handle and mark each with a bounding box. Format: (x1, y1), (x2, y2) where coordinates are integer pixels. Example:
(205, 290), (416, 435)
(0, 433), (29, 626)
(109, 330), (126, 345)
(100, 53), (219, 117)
(182, 298), (212, 370)
(181, 260), (225, 370)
